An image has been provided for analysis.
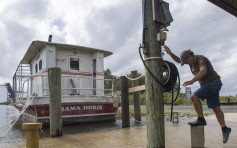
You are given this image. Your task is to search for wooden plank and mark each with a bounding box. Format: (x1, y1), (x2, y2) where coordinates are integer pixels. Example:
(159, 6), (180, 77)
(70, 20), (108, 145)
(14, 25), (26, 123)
(129, 85), (145, 93)
(106, 85), (146, 96)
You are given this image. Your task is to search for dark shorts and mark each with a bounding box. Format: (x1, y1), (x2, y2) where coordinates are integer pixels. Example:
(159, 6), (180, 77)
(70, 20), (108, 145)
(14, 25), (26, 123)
(193, 80), (222, 108)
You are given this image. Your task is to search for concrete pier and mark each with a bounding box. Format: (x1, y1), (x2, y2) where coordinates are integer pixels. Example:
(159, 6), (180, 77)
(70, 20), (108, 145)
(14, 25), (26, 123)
(190, 126), (205, 147)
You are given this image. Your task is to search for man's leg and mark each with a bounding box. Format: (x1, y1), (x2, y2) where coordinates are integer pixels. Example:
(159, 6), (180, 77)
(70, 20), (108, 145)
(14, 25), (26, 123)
(188, 94), (206, 126)
(191, 94), (203, 117)
(212, 107), (225, 127)
(212, 107), (231, 143)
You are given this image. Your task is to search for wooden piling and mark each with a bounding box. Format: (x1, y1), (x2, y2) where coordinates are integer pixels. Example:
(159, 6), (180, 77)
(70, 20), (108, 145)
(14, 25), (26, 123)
(142, 0), (165, 147)
(131, 70), (141, 121)
(120, 76), (130, 128)
(48, 67), (63, 136)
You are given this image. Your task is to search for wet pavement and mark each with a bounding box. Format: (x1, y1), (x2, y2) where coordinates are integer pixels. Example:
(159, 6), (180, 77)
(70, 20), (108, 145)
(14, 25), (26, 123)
(1, 113), (237, 148)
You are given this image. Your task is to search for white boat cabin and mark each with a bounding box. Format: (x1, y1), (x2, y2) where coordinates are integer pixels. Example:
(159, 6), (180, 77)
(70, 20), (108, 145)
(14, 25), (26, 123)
(19, 40), (112, 97)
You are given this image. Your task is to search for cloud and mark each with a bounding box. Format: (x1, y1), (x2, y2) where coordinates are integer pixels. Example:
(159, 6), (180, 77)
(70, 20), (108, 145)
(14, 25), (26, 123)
(0, 0), (236, 96)
(105, 29), (144, 76)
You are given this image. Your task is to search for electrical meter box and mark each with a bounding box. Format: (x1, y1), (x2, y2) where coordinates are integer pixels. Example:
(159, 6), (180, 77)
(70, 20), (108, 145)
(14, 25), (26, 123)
(152, 0), (173, 28)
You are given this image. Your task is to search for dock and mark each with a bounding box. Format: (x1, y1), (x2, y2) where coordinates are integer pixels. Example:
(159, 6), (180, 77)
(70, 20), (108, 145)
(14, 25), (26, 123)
(1, 113), (237, 148)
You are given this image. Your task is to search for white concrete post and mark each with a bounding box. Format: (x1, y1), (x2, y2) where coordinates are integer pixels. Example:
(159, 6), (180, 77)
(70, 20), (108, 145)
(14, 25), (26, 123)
(190, 126), (205, 148)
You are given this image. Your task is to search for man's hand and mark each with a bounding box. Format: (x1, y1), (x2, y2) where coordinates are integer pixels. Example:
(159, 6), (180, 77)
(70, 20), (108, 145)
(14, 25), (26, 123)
(183, 66), (207, 87)
(182, 80), (194, 86)
(163, 45), (181, 63)
(163, 45), (171, 54)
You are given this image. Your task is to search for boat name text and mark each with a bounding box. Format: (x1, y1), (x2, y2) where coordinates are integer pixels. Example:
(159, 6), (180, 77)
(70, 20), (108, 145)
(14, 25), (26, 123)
(62, 105), (103, 112)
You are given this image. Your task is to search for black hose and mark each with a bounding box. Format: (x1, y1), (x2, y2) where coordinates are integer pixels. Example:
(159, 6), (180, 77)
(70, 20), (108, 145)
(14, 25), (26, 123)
(139, 46), (180, 104)
(170, 89), (174, 122)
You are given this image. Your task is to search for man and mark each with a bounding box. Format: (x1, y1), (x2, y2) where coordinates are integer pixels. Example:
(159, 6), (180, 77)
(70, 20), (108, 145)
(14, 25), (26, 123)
(163, 45), (231, 143)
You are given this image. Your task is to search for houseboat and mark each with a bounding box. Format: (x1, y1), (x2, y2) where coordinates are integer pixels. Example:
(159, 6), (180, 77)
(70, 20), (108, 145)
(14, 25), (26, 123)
(12, 37), (120, 124)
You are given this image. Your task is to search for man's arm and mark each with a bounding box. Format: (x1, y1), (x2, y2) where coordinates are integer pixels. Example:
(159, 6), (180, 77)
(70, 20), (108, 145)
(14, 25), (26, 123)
(182, 66), (207, 86)
(163, 45), (181, 63)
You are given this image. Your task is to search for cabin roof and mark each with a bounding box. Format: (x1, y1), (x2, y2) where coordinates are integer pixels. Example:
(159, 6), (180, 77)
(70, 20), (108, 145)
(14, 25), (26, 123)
(21, 41), (113, 64)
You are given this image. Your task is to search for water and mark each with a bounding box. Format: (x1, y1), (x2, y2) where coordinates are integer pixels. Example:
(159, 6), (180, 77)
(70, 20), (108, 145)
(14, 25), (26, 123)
(0, 105), (146, 144)
(0, 87), (7, 103)
(1, 105), (237, 147)
(0, 105), (23, 143)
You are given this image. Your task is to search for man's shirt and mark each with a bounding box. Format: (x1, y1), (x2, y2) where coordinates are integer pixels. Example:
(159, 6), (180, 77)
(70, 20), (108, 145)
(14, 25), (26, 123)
(189, 55), (220, 86)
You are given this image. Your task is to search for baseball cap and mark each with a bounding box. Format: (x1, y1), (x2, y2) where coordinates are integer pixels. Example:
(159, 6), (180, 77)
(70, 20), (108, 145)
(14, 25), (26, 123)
(180, 49), (191, 66)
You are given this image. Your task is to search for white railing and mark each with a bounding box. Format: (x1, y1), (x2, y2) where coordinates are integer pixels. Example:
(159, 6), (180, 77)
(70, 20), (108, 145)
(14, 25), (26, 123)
(17, 74), (115, 103)
(13, 64), (31, 104)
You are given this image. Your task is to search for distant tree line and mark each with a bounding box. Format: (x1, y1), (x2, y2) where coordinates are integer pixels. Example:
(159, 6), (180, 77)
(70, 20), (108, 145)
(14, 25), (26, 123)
(104, 69), (237, 106)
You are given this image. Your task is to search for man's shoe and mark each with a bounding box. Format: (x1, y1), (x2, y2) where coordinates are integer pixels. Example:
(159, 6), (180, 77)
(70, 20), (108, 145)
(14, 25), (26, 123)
(188, 118), (207, 126)
(223, 127), (231, 143)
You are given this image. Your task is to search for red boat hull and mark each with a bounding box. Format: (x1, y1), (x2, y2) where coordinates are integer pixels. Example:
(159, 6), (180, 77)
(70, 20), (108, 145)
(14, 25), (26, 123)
(15, 102), (119, 124)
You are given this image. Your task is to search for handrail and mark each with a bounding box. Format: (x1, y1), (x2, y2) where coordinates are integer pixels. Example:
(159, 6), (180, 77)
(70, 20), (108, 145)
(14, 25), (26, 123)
(18, 73), (115, 103)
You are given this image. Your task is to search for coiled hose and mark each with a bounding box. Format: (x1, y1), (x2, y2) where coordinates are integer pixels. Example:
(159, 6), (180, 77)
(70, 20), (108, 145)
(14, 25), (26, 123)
(139, 47), (180, 121)
(139, 47), (180, 103)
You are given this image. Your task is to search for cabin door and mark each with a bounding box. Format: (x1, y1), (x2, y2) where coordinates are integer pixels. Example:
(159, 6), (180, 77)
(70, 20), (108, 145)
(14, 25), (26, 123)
(93, 59), (96, 95)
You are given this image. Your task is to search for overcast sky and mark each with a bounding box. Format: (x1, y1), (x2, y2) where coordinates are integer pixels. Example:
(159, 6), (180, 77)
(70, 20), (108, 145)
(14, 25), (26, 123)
(0, 0), (236, 96)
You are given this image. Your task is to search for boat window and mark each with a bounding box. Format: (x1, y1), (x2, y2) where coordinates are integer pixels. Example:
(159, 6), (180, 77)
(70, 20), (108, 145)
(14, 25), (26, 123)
(39, 60), (42, 70)
(70, 57), (79, 70)
(35, 64), (38, 73)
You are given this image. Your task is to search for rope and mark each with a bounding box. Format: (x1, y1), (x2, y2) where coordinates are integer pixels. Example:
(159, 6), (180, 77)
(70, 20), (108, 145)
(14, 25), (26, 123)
(0, 98), (31, 128)
(0, 95), (36, 138)
(144, 57), (162, 61)
(139, 47), (165, 87)
(129, 114), (142, 123)
(125, 73), (144, 81)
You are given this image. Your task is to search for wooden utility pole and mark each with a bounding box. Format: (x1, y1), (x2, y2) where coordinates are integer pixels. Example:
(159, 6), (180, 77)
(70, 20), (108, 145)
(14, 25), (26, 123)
(131, 70), (141, 121)
(120, 76), (130, 128)
(142, 0), (165, 147)
(48, 67), (63, 137)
